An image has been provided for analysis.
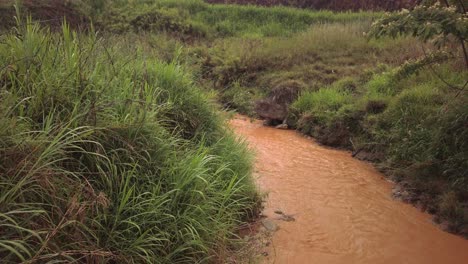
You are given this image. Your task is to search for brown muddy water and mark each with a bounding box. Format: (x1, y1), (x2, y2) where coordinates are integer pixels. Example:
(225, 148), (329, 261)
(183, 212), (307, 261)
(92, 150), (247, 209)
(230, 116), (468, 264)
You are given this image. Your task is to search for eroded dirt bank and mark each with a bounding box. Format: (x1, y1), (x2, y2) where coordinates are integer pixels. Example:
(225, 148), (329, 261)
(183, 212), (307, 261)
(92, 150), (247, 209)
(230, 116), (468, 264)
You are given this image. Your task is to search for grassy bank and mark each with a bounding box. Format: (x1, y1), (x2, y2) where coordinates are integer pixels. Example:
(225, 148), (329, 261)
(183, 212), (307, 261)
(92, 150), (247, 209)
(0, 16), (260, 263)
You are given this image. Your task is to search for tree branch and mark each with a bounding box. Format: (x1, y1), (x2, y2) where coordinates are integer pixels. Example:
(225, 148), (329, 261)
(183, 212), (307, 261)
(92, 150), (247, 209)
(456, 0), (466, 13)
(441, 0), (468, 69)
(420, 44), (466, 92)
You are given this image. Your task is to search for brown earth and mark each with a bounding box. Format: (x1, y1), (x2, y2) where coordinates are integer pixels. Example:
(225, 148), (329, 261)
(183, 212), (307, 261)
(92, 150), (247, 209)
(0, 0), (88, 30)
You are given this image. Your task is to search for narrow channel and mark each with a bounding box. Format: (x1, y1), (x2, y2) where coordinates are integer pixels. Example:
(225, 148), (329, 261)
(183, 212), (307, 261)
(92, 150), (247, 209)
(231, 116), (468, 264)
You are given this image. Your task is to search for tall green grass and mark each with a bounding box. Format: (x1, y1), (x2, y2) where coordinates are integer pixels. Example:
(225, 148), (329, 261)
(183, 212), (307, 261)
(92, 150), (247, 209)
(91, 0), (381, 38)
(293, 87), (351, 112)
(194, 4), (380, 37)
(0, 20), (259, 263)
(197, 19), (421, 104)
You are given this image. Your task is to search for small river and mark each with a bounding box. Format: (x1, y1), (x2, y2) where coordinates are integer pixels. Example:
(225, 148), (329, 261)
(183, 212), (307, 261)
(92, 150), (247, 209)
(231, 116), (468, 264)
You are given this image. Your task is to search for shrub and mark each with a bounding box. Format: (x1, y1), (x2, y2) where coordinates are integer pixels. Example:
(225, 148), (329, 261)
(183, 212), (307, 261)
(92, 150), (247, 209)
(292, 88), (352, 115)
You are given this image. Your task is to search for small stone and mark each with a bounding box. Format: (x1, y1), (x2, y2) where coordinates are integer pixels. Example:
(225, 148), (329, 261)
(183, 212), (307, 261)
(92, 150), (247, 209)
(275, 123), (288, 130)
(262, 252), (269, 257)
(278, 213), (296, 222)
(274, 210), (283, 215)
(439, 221), (450, 231)
(262, 219), (279, 232)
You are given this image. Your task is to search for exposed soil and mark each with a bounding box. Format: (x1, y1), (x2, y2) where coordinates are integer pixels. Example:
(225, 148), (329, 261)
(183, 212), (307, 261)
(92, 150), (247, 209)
(230, 116), (468, 264)
(0, 0), (88, 31)
(255, 80), (303, 124)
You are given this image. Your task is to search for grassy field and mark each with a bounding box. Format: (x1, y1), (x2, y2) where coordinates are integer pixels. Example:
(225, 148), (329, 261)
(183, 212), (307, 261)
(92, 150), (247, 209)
(0, 0), (467, 262)
(205, 0), (416, 11)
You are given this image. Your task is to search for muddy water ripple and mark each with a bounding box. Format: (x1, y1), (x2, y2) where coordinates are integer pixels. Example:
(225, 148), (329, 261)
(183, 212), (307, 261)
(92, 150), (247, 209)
(230, 116), (468, 264)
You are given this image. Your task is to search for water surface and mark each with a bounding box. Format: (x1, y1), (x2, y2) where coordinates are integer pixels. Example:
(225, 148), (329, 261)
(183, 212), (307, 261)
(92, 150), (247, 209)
(231, 116), (468, 264)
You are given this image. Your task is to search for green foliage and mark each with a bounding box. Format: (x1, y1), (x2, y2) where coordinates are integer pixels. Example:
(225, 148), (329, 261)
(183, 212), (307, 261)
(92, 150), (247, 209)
(365, 71), (398, 96)
(290, 86), (354, 142)
(393, 51), (451, 80)
(94, 0), (382, 38)
(369, 4), (468, 47)
(98, 4), (211, 39)
(195, 4), (379, 37)
(219, 82), (261, 115)
(377, 84), (444, 161)
(368, 1), (468, 74)
(200, 20), (419, 107)
(293, 88), (351, 115)
(0, 22), (259, 263)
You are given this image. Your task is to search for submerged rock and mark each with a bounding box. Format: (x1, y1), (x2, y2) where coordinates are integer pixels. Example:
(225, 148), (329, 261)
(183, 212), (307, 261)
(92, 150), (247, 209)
(275, 123), (289, 130)
(278, 214), (295, 222)
(262, 219), (279, 232)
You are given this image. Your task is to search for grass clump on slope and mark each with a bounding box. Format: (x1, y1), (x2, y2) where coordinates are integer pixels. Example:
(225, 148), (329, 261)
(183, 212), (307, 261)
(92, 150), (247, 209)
(0, 19), (259, 263)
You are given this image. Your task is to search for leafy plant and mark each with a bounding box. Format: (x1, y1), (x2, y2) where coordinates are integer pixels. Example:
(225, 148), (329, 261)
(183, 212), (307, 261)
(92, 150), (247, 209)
(369, 2), (468, 69)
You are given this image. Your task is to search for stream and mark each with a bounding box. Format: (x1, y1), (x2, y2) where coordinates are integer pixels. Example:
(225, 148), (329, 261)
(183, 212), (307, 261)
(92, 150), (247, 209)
(230, 116), (468, 264)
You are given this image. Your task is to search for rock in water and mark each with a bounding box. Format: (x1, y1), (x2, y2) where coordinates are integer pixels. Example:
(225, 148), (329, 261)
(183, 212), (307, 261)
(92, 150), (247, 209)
(262, 219), (279, 232)
(275, 123), (288, 130)
(279, 214), (296, 222)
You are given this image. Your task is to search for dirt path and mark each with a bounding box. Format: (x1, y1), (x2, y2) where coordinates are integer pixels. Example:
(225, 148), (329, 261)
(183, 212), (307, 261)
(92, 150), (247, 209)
(230, 116), (468, 264)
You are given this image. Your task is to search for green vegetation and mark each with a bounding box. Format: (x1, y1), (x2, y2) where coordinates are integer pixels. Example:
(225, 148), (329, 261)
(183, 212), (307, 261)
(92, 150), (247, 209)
(0, 0), (467, 262)
(0, 13), (259, 263)
(287, 1), (468, 233)
(204, 0), (416, 11)
(96, 0), (379, 38)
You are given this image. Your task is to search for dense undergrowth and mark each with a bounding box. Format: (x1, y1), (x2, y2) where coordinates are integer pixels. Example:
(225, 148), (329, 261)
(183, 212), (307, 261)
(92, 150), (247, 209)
(0, 14), (259, 263)
(0, 0), (467, 262)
